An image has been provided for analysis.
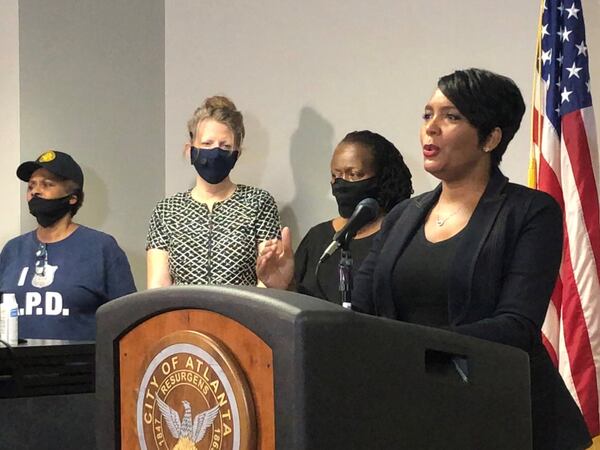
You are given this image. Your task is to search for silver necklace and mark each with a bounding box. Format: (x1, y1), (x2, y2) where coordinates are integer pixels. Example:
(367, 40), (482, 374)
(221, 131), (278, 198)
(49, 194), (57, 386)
(436, 208), (462, 227)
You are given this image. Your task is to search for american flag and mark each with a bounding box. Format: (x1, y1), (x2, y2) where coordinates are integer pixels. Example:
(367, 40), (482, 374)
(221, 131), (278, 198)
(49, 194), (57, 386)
(530, 0), (600, 439)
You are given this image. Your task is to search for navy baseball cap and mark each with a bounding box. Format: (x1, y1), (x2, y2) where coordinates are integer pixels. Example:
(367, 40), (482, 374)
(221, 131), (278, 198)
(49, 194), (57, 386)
(17, 150), (84, 188)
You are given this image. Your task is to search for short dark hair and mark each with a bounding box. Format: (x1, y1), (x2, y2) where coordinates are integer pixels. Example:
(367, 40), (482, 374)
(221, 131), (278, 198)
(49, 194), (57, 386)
(340, 130), (413, 212)
(70, 188), (84, 217)
(437, 68), (526, 166)
(61, 177), (84, 217)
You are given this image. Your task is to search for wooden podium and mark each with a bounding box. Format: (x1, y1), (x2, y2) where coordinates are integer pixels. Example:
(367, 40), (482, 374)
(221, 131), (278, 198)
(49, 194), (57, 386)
(96, 286), (532, 449)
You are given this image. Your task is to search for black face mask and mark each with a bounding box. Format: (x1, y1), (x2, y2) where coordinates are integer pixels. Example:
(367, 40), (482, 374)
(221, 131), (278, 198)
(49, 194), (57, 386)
(331, 177), (380, 218)
(28, 195), (73, 228)
(191, 147), (239, 184)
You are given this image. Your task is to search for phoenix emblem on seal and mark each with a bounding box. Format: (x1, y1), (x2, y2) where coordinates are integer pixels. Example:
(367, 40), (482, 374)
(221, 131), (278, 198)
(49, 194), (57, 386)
(156, 397), (220, 450)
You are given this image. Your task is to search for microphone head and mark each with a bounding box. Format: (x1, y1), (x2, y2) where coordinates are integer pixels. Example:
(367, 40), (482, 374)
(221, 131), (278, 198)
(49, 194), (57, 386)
(354, 197), (379, 220)
(334, 197), (380, 246)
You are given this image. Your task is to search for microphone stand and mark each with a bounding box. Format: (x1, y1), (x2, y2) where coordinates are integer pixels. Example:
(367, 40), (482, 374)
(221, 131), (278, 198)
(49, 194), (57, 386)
(338, 245), (353, 309)
(314, 235), (354, 310)
(315, 198), (379, 309)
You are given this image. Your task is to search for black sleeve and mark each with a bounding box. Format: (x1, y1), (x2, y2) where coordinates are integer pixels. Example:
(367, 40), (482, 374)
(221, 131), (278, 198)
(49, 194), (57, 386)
(294, 231), (311, 289)
(451, 193), (563, 352)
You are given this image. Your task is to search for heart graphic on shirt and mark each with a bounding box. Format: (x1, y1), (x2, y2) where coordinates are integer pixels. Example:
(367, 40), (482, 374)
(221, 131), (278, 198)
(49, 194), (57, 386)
(31, 264), (58, 288)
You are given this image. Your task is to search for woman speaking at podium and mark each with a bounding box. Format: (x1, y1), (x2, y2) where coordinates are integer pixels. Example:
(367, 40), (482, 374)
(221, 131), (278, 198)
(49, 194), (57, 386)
(352, 69), (591, 450)
(146, 96), (287, 288)
(293, 130), (412, 304)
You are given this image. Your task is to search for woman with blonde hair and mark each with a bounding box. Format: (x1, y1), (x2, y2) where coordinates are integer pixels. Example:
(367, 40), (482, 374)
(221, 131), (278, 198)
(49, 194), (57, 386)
(146, 96), (290, 288)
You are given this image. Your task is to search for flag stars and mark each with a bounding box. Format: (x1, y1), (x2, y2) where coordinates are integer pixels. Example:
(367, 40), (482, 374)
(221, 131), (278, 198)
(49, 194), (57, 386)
(561, 86), (573, 103)
(541, 49), (552, 65)
(565, 3), (580, 19)
(540, 1), (591, 122)
(576, 41), (588, 56)
(566, 62), (583, 78)
(558, 26), (572, 42)
(541, 24), (550, 37)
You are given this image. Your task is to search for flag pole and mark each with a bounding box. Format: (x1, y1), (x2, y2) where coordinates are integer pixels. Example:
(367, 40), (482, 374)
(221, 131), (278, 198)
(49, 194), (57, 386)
(529, 0), (545, 189)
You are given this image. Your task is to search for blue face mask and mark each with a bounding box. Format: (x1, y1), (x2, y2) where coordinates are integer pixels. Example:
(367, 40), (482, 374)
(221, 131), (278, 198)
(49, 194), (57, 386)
(190, 147), (239, 184)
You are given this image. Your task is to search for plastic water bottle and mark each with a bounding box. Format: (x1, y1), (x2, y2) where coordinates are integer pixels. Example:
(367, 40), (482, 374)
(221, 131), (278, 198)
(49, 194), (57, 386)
(0, 295), (6, 344)
(0, 293), (19, 346)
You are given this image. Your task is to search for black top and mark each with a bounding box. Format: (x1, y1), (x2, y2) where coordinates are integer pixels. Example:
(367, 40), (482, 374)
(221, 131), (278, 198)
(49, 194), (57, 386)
(353, 168), (591, 450)
(392, 224), (464, 327)
(294, 221), (377, 305)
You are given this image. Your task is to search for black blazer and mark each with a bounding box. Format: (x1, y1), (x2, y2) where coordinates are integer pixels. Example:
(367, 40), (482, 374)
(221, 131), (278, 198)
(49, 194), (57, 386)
(353, 168), (591, 450)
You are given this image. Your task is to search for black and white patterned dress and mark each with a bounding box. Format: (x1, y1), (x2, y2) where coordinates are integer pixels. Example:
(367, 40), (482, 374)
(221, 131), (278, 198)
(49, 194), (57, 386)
(146, 185), (281, 285)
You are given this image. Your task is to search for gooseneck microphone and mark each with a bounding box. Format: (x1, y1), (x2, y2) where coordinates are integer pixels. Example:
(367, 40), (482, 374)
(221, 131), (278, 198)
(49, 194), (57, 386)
(318, 197), (380, 263)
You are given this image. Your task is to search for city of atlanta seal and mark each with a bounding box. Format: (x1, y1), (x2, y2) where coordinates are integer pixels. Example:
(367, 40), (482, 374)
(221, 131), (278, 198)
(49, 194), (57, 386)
(136, 330), (255, 450)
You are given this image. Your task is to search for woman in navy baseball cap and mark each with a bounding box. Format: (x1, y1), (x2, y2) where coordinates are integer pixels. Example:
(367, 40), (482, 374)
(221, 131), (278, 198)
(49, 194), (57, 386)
(0, 150), (136, 341)
(17, 150), (85, 227)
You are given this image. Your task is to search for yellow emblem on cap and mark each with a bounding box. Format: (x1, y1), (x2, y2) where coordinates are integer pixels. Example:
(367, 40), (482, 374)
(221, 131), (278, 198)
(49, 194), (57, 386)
(38, 150), (56, 163)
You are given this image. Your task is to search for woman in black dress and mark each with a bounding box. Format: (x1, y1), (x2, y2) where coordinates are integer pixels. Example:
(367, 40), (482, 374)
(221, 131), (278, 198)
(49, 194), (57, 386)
(352, 68), (591, 450)
(294, 130), (412, 304)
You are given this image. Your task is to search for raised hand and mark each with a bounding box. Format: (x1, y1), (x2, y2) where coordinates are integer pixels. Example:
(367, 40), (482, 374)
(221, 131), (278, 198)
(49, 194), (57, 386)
(256, 227), (294, 289)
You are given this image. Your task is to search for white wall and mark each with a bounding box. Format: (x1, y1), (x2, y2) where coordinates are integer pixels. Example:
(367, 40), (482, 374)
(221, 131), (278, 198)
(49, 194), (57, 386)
(0, 0), (20, 247)
(166, 0), (600, 246)
(588, 0), (600, 119)
(19, 0), (165, 288)
(7, 0), (600, 279)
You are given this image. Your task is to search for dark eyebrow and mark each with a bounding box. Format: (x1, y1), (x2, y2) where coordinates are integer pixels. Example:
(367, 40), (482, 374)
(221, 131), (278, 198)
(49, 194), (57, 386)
(30, 174), (62, 183)
(424, 105), (460, 112)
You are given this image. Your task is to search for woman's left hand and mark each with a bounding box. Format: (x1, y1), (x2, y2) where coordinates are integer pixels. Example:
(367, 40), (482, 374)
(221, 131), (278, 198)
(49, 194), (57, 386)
(256, 227), (294, 289)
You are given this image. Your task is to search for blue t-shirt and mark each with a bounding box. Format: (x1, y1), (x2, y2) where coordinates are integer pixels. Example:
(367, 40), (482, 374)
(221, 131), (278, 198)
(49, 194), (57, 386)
(0, 225), (136, 340)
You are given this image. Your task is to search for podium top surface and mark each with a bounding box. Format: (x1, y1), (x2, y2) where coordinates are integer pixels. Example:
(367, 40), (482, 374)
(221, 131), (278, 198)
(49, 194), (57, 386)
(3, 338), (93, 348)
(97, 285), (528, 364)
(0, 339), (93, 356)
